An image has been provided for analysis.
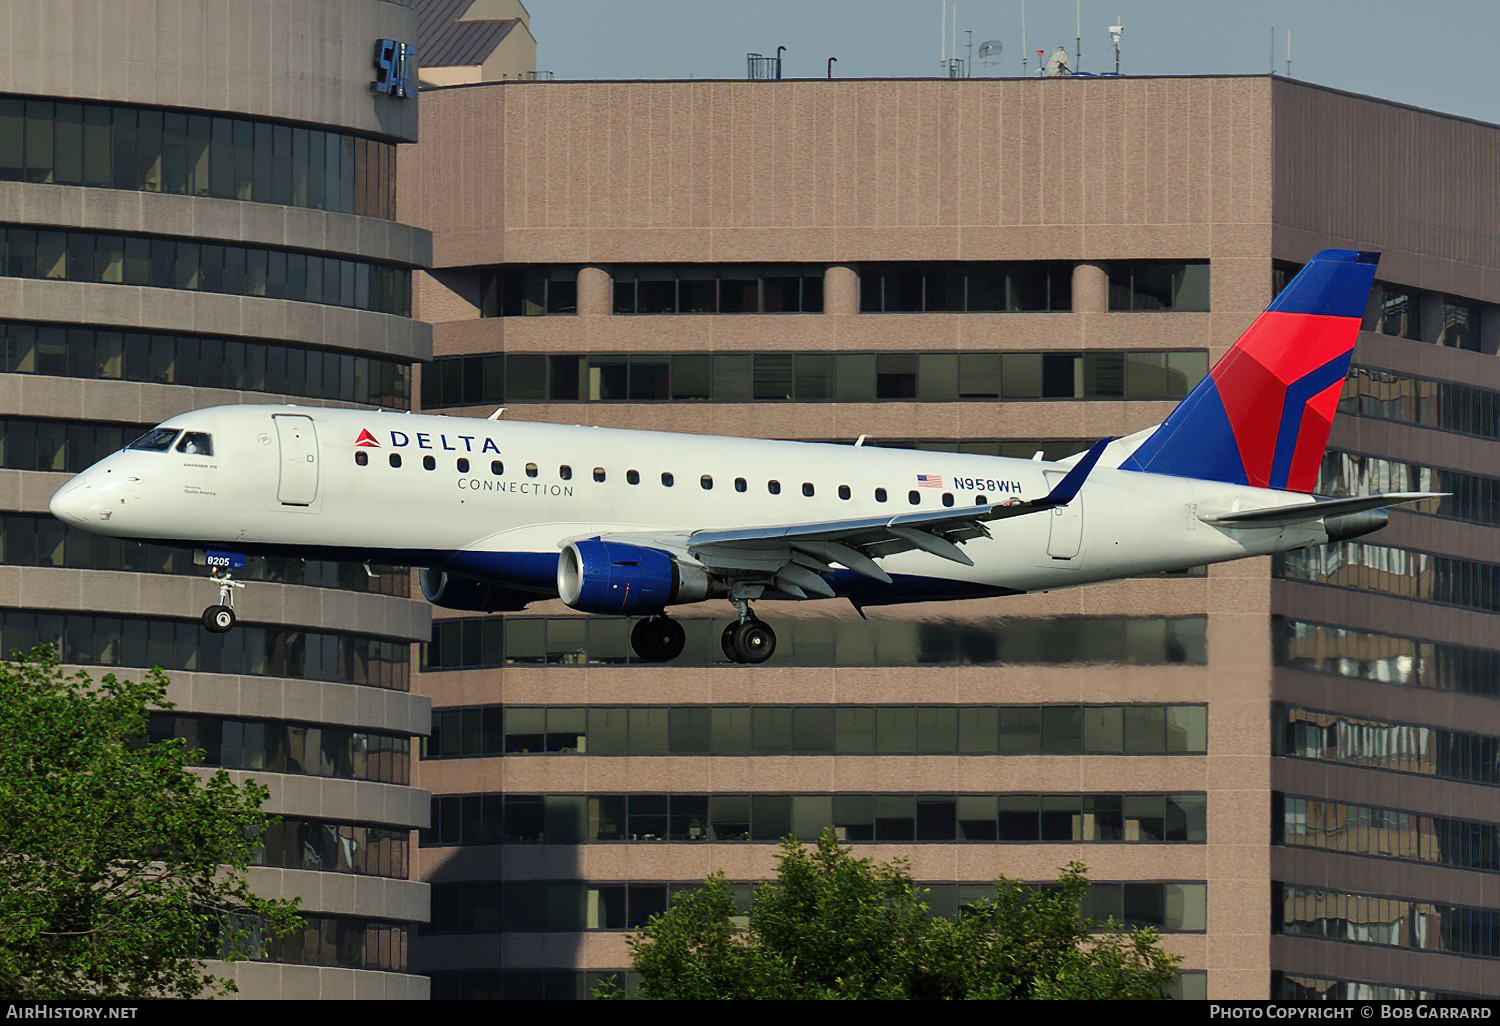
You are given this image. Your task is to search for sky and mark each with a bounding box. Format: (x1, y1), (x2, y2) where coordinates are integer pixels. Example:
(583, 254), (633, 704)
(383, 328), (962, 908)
(524, 0), (1500, 125)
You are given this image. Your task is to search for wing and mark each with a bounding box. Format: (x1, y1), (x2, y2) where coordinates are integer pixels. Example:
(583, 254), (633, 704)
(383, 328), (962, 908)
(595, 437), (1112, 599)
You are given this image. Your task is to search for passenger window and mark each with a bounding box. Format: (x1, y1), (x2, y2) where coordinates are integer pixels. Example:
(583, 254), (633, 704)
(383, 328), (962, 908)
(908, 490), (920, 505)
(125, 428), (179, 452)
(355, 451), (368, 466)
(942, 492), (955, 507)
(735, 478), (747, 493)
(594, 467), (606, 482)
(627, 469), (640, 485)
(560, 465), (572, 480)
(701, 475), (713, 490)
(491, 460), (503, 475)
(423, 455), (436, 471)
(875, 488), (887, 502)
(457, 458), (470, 473)
(802, 483), (815, 497)
(389, 453), (402, 468)
(838, 484), (851, 500)
(526, 463), (538, 478)
(176, 432), (213, 456)
(661, 472), (674, 487)
(976, 494), (987, 504)
(768, 480), (781, 495)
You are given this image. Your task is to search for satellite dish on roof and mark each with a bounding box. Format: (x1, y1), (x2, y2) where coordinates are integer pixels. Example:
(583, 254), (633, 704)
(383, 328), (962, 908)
(977, 39), (1003, 60)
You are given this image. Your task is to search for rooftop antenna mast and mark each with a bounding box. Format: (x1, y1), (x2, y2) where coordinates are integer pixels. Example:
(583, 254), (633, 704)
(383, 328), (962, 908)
(1021, 0), (1027, 77)
(1285, 29), (1292, 77)
(1109, 16), (1122, 74)
(1075, 0), (1081, 74)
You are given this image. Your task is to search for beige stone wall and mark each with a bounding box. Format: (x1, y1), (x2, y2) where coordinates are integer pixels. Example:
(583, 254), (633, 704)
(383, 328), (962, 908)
(404, 76), (1273, 270)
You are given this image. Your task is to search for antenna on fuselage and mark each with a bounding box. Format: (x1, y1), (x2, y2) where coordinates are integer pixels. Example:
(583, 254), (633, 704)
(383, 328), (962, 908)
(488, 408), (506, 420)
(855, 435), (867, 447)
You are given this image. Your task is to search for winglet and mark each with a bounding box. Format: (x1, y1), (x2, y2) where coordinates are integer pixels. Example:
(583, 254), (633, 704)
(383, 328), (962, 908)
(1044, 436), (1112, 507)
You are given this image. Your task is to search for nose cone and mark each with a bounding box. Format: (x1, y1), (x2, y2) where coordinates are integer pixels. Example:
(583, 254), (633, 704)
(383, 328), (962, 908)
(49, 477), (95, 525)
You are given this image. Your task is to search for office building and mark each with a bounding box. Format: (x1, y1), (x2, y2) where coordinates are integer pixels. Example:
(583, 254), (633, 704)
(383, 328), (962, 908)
(403, 73), (1500, 1000)
(0, 0), (434, 999)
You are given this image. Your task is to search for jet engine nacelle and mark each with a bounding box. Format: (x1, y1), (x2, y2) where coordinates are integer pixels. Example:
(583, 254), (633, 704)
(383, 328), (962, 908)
(556, 540), (713, 615)
(420, 569), (535, 612)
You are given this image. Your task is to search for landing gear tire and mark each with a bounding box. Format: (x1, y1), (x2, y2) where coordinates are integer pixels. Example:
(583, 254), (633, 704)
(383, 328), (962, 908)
(631, 615), (686, 662)
(723, 618), (776, 665)
(202, 605), (236, 633)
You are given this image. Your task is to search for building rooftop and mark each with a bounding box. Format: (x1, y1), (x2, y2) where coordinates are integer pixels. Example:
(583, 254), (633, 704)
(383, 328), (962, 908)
(412, 0), (520, 68)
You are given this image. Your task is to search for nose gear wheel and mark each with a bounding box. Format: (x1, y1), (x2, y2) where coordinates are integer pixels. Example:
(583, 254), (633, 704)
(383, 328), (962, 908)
(202, 570), (244, 633)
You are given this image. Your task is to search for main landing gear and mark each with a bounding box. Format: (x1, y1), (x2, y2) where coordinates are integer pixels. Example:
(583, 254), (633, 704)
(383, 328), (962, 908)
(201, 570), (244, 633)
(718, 597), (776, 665)
(721, 616), (775, 664)
(630, 615), (687, 662)
(627, 602), (779, 665)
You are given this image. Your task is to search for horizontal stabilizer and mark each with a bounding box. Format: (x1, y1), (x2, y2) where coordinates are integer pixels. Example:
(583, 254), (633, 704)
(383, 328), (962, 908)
(1199, 491), (1444, 528)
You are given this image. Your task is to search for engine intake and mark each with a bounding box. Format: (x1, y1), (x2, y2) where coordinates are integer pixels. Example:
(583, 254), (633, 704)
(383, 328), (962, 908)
(557, 540), (711, 614)
(420, 569), (535, 612)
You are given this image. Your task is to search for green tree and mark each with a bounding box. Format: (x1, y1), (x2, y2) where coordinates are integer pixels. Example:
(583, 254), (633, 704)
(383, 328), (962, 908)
(614, 829), (1181, 1000)
(0, 649), (301, 999)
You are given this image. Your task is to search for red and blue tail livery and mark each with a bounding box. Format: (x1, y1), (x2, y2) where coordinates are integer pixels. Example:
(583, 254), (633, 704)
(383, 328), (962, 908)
(1120, 249), (1378, 493)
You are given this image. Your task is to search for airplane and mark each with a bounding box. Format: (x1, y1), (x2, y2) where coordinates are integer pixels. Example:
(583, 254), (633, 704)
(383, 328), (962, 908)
(48, 249), (1441, 665)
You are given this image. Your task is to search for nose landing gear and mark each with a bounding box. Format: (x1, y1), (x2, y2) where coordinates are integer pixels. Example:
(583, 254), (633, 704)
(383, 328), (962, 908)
(202, 570), (244, 633)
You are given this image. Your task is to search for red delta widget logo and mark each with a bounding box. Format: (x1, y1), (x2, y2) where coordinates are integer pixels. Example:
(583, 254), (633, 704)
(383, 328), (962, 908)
(366, 428), (503, 454)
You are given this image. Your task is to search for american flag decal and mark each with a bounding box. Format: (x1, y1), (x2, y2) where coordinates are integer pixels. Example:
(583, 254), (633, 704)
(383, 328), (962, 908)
(916, 474), (943, 488)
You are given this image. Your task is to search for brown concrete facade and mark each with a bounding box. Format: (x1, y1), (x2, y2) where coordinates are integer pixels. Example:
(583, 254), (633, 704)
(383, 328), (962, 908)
(2, 0), (433, 998)
(404, 75), (1500, 1001)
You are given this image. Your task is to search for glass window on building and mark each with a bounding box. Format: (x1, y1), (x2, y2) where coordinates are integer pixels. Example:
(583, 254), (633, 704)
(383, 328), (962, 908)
(1108, 261), (1210, 311)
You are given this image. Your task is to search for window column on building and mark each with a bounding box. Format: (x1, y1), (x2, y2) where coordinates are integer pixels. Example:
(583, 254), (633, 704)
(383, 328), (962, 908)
(823, 265), (859, 315)
(1072, 261), (1109, 314)
(576, 266), (612, 317)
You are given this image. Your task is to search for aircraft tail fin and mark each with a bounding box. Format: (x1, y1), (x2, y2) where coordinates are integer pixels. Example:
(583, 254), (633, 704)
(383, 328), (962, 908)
(1118, 249), (1379, 493)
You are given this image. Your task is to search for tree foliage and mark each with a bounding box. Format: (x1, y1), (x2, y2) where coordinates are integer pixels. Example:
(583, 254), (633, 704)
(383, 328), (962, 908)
(614, 829), (1181, 1000)
(0, 649), (301, 999)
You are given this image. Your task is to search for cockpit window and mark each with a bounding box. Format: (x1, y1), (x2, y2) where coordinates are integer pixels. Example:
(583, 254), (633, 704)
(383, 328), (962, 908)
(125, 428), (181, 452)
(176, 432), (213, 456)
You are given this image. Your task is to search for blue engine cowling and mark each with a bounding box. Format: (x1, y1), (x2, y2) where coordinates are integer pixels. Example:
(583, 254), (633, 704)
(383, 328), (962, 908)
(420, 569), (535, 612)
(556, 540), (710, 614)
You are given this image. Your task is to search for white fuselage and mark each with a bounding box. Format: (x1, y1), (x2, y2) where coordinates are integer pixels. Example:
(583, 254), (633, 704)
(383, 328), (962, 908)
(49, 404), (1328, 604)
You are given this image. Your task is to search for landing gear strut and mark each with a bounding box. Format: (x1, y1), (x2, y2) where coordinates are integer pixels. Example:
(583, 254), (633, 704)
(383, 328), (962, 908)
(202, 570), (244, 633)
(630, 615), (686, 662)
(721, 599), (776, 665)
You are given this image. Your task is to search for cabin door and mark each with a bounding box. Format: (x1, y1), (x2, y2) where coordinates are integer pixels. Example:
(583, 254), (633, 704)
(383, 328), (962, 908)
(274, 415), (320, 506)
(1041, 470), (1083, 561)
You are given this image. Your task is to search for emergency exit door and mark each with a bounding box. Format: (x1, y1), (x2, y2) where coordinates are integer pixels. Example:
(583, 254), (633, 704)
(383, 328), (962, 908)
(273, 415), (319, 506)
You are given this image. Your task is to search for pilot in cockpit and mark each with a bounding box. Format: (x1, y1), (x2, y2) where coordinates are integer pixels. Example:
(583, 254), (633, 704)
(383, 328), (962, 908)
(176, 432), (213, 456)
